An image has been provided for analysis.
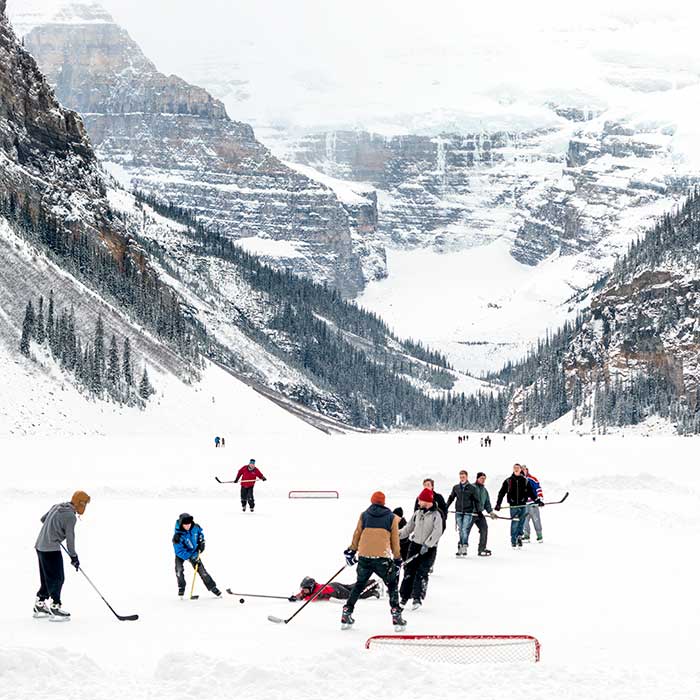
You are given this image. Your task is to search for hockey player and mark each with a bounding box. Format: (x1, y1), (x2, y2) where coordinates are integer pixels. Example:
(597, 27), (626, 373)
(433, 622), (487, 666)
(399, 488), (443, 610)
(234, 458), (267, 512)
(172, 513), (221, 597)
(33, 490), (91, 620)
(289, 576), (380, 602)
(445, 470), (481, 556)
(521, 465), (544, 543)
(495, 464), (543, 548)
(469, 472), (497, 556)
(341, 491), (405, 631)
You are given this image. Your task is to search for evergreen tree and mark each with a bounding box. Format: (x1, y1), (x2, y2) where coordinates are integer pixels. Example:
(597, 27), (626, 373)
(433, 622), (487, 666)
(47, 290), (55, 349)
(19, 300), (35, 356)
(92, 315), (105, 393)
(35, 296), (45, 345)
(139, 366), (154, 399)
(107, 334), (120, 390)
(123, 337), (133, 387)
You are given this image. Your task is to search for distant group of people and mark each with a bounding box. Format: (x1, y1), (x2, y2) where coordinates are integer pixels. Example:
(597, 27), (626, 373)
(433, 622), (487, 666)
(214, 436), (226, 448)
(480, 436), (492, 447)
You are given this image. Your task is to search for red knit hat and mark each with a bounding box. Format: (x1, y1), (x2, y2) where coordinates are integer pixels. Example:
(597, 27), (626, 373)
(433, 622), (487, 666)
(418, 488), (434, 504)
(371, 491), (386, 506)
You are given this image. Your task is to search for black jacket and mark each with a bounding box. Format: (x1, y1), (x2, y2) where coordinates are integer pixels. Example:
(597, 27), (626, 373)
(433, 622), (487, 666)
(496, 474), (540, 508)
(445, 482), (481, 514)
(414, 492), (448, 531)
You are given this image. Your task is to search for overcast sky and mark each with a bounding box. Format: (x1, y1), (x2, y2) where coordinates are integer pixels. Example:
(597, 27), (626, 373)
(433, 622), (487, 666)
(9, 1), (700, 135)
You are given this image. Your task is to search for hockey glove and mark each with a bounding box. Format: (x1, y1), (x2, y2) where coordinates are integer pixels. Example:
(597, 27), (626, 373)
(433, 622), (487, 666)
(70, 555), (80, 571)
(288, 595), (298, 602)
(419, 545), (429, 555)
(343, 548), (357, 566)
(197, 541), (206, 553)
(494, 505), (501, 511)
(537, 500), (545, 508)
(190, 555), (200, 565)
(393, 558), (403, 570)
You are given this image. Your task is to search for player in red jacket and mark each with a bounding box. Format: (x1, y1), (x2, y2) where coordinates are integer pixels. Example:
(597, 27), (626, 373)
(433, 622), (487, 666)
(288, 576), (380, 602)
(234, 458), (266, 512)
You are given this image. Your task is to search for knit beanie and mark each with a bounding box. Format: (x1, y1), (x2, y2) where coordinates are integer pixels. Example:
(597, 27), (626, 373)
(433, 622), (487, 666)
(418, 487), (434, 504)
(371, 491), (386, 506)
(71, 490), (91, 515)
(393, 507), (404, 517)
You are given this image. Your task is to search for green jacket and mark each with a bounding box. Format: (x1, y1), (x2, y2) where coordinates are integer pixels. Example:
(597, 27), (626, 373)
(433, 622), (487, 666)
(474, 483), (493, 513)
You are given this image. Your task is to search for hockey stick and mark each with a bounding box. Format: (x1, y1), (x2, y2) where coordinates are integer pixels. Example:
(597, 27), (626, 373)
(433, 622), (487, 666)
(190, 558), (200, 600)
(215, 477), (236, 484)
(60, 544), (138, 621)
(499, 492), (569, 509)
(268, 565), (346, 625)
(447, 510), (516, 521)
(226, 590), (289, 600)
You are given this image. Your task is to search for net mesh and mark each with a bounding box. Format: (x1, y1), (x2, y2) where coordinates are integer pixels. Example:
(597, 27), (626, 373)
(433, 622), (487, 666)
(288, 490), (339, 499)
(365, 635), (540, 664)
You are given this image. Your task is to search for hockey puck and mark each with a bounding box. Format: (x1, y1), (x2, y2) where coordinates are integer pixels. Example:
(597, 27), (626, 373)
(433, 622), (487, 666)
(239, 598), (245, 604)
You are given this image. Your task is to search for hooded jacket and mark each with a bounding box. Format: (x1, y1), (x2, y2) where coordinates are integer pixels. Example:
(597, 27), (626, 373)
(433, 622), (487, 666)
(399, 506), (443, 549)
(172, 518), (205, 561)
(35, 502), (78, 557)
(350, 504), (401, 559)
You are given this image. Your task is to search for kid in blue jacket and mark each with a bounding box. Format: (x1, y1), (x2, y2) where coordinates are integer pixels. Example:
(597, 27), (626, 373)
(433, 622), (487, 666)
(172, 513), (221, 597)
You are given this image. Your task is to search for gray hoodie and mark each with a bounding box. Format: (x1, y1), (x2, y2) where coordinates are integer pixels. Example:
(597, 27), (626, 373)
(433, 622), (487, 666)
(399, 507), (443, 549)
(35, 503), (77, 557)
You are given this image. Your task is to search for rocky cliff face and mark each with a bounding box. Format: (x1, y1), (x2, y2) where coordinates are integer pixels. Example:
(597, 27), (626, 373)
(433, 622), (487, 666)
(21, 3), (379, 297)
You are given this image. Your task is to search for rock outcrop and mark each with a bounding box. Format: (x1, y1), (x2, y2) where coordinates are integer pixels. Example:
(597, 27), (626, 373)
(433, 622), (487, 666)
(21, 3), (378, 297)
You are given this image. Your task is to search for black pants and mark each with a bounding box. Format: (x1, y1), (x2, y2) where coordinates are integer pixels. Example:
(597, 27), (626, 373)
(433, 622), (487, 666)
(241, 486), (255, 509)
(345, 557), (399, 612)
(331, 581), (378, 600)
(36, 550), (65, 605)
(468, 514), (489, 552)
(400, 542), (435, 603)
(175, 557), (217, 594)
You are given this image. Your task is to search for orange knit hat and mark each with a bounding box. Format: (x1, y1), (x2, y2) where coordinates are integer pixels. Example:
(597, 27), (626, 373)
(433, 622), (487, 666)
(371, 491), (386, 506)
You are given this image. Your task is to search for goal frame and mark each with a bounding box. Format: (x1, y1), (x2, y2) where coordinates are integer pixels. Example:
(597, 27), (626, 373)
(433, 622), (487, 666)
(288, 490), (340, 499)
(365, 634), (541, 662)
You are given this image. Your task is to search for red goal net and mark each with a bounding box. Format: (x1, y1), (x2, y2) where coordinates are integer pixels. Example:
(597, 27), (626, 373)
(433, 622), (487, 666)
(365, 635), (540, 663)
(288, 490), (339, 499)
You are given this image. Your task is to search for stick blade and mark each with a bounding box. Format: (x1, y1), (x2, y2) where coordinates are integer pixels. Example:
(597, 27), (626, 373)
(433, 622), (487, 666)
(267, 615), (285, 624)
(117, 614), (139, 621)
(190, 596), (199, 600)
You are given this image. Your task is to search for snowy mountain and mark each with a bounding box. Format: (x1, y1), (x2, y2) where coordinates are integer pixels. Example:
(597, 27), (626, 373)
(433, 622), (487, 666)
(497, 189), (700, 434)
(17, 2), (386, 297)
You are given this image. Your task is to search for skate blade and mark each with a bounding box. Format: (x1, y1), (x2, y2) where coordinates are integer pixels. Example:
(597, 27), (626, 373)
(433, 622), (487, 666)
(48, 616), (71, 622)
(340, 623), (353, 630)
(393, 624), (407, 632)
(32, 613), (50, 619)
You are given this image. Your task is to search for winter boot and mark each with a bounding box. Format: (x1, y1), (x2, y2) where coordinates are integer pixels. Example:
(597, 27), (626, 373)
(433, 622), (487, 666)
(392, 607), (407, 632)
(478, 549), (492, 557)
(178, 589), (185, 599)
(340, 605), (355, 630)
(537, 535), (543, 543)
(48, 603), (71, 621)
(33, 598), (50, 618)
(462, 544), (468, 557)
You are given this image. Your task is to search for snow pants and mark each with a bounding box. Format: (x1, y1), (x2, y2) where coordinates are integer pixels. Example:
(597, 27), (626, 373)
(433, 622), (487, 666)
(523, 504), (542, 537)
(467, 513), (489, 553)
(36, 549), (65, 605)
(331, 581), (379, 600)
(510, 506), (527, 545)
(400, 542), (436, 603)
(240, 486), (255, 510)
(175, 556), (217, 594)
(345, 557), (399, 613)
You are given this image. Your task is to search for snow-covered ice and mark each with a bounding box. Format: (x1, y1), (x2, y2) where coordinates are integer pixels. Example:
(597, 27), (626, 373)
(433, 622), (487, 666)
(1, 364), (698, 699)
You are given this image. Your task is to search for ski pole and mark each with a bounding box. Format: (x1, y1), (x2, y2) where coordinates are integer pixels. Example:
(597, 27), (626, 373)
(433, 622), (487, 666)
(226, 590), (290, 600)
(268, 565), (346, 625)
(190, 558), (200, 600)
(60, 544), (138, 621)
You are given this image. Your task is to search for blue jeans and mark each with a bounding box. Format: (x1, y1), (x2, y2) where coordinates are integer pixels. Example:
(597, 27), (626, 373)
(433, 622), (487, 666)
(455, 512), (473, 546)
(523, 504), (542, 537)
(510, 506), (527, 545)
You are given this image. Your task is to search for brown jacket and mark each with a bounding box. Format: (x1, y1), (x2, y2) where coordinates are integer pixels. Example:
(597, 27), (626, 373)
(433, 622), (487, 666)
(350, 504), (401, 559)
